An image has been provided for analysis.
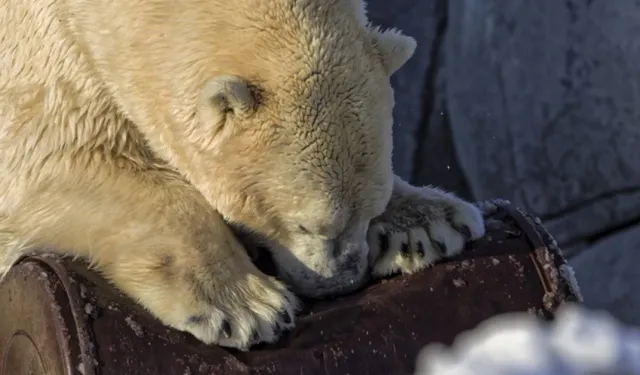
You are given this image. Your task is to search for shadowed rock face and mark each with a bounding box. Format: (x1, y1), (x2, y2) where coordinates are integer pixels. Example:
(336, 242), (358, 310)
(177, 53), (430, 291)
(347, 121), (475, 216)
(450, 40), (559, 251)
(365, 0), (445, 184)
(367, 0), (640, 325)
(569, 223), (640, 327)
(367, 0), (474, 199)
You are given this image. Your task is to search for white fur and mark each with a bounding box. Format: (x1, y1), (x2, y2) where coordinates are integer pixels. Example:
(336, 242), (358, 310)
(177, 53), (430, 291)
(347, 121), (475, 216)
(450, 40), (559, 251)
(1, 0), (483, 349)
(0, 0), (427, 349)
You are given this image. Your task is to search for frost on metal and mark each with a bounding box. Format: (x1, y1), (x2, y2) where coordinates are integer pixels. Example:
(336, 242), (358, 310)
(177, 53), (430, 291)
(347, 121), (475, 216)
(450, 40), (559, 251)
(559, 263), (584, 303)
(476, 199), (511, 216)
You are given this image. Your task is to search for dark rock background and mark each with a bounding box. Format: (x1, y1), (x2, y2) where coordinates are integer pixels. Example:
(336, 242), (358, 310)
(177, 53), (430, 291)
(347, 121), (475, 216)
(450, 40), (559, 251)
(366, 0), (640, 326)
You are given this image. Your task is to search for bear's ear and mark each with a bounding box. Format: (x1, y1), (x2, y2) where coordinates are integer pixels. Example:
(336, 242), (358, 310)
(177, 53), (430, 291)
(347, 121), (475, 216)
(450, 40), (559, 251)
(369, 27), (417, 76)
(199, 75), (256, 130)
(349, 0), (368, 26)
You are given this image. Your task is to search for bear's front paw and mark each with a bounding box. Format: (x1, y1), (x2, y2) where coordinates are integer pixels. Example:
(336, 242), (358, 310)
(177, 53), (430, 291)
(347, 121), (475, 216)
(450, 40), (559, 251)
(368, 186), (485, 277)
(124, 247), (299, 350)
(177, 270), (298, 350)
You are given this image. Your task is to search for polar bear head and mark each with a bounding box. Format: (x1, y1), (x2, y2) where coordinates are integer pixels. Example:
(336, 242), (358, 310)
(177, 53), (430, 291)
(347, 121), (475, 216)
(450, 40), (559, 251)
(187, 1), (416, 298)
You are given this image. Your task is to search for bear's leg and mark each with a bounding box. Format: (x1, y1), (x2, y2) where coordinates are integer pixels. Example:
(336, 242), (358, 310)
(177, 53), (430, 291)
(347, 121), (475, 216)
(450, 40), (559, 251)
(0, 168), (297, 350)
(368, 175), (486, 277)
(0, 222), (23, 279)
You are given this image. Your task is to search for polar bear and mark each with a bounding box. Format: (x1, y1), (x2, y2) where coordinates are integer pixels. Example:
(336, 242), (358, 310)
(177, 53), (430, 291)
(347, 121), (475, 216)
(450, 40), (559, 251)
(0, 0), (485, 350)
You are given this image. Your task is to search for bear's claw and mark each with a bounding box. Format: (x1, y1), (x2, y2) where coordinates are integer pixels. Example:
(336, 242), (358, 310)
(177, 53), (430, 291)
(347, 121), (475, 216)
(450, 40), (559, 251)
(368, 185), (486, 277)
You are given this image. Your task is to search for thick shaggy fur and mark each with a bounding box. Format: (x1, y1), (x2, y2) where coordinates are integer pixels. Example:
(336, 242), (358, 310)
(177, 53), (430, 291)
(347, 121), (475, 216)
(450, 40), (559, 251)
(0, 0), (485, 349)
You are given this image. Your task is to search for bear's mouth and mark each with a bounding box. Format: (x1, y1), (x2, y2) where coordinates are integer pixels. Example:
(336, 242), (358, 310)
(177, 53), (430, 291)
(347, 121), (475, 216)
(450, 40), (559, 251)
(231, 223), (373, 301)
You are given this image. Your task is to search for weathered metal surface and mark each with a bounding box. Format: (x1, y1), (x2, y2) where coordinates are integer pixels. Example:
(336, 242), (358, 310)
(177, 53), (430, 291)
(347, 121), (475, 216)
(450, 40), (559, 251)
(0, 201), (580, 375)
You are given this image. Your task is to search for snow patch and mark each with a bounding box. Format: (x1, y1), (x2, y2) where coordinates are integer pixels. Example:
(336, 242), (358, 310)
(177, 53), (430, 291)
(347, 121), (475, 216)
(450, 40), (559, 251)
(415, 304), (640, 375)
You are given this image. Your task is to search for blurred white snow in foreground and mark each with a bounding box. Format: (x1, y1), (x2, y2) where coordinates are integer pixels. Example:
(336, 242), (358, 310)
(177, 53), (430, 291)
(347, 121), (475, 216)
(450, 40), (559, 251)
(415, 304), (640, 375)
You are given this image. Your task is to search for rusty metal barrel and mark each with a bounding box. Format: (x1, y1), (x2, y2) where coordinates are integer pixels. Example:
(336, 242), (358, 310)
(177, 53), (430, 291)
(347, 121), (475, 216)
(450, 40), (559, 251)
(0, 201), (581, 375)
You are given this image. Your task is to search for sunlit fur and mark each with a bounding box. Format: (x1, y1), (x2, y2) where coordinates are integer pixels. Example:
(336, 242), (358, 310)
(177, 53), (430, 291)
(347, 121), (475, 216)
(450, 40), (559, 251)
(0, 0), (428, 349)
